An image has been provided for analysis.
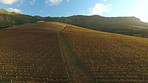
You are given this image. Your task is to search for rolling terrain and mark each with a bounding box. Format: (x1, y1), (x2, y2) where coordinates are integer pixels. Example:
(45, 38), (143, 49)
(1, 9), (148, 38)
(0, 22), (148, 82)
(48, 15), (148, 38)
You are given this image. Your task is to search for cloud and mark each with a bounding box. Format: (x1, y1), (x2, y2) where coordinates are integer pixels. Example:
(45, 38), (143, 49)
(7, 8), (21, 13)
(0, 0), (22, 5)
(90, 3), (112, 15)
(45, 0), (62, 5)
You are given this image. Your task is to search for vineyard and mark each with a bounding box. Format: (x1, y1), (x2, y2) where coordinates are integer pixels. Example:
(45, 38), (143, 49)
(0, 22), (71, 82)
(63, 25), (148, 82)
(0, 22), (148, 83)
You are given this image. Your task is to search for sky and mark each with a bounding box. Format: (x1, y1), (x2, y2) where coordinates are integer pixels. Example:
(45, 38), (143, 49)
(0, 0), (148, 22)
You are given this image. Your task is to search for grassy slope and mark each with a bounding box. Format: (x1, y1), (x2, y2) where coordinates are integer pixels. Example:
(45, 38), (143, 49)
(62, 24), (148, 82)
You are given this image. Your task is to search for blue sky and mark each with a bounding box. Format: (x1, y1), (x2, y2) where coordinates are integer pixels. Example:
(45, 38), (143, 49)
(0, 0), (148, 22)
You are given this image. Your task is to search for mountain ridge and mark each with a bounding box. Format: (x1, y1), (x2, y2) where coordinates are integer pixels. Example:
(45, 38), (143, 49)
(0, 8), (148, 38)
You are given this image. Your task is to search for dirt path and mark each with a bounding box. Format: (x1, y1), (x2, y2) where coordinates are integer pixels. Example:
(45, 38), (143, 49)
(57, 25), (82, 83)
(57, 25), (95, 83)
(61, 42), (82, 83)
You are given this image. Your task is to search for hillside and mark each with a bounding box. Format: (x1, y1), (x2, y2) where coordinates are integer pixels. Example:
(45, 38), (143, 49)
(0, 9), (38, 28)
(0, 9), (148, 38)
(62, 24), (148, 82)
(47, 15), (148, 38)
(0, 22), (71, 82)
(0, 22), (148, 82)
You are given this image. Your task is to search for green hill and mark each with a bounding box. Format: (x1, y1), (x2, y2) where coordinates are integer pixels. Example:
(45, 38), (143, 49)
(0, 9), (38, 28)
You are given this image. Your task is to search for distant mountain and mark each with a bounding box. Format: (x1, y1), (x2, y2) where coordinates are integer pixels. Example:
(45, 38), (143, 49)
(0, 8), (148, 38)
(46, 15), (148, 38)
(0, 8), (38, 28)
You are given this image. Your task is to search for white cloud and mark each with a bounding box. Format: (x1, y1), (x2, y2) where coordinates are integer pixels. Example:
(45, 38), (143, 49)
(7, 8), (21, 13)
(45, 0), (62, 5)
(90, 3), (112, 15)
(103, 0), (107, 2)
(0, 0), (22, 5)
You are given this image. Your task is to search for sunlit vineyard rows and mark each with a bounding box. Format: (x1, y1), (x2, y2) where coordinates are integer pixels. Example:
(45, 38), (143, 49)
(0, 23), (71, 82)
(63, 25), (148, 82)
(0, 22), (148, 83)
